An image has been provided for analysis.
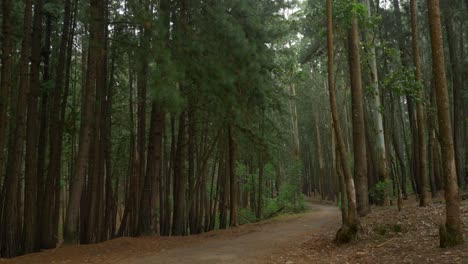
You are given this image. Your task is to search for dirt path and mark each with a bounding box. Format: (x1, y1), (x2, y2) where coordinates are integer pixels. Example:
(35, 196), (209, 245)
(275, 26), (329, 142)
(127, 203), (338, 264)
(4, 203), (339, 264)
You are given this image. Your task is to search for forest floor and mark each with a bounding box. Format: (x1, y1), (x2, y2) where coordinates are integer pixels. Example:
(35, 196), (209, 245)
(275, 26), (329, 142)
(2, 202), (339, 264)
(270, 196), (468, 264)
(2, 198), (467, 264)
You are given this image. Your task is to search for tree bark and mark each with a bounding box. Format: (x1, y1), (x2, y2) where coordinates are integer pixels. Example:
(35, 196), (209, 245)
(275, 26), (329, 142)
(410, 0), (429, 206)
(426, 0), (464, 247)
(172, 112), (187, 236)
(24, 0), (45, 252)
(228, 126), (238, 227)
(64, 0), (102, 243)
(0, 0), (12, 198)
(363, 0), (390, 206)
(141, 105), (164, 235)
(443, 2), (465, 187)
(327, 0), (360, 240)
(347, 8), (369, 217)
(1, 0), (33, 257)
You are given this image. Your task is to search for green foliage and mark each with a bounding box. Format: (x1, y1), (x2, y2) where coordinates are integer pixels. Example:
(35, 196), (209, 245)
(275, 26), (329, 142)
(369, 180), (392, 205)
(238, 208), (258, 224)
(333, 0), (368, 28)
(263, 197), (281, 217)
(277, 183), (305, 213)
(382, 67), (425, 102)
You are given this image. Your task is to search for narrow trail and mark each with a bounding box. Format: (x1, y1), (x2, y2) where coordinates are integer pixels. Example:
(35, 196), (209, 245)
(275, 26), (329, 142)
(128, 203), (339, 264)
(5, 203), (339, 264)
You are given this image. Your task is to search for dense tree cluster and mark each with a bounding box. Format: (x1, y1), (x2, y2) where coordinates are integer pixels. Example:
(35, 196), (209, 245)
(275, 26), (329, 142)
(299, 0), (466, 245)
(0, 0), (466, 259)
(0, 0), (303, 258)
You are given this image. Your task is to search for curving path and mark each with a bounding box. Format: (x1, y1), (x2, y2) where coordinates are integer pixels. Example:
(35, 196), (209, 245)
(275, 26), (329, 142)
(127, 203), (339, 264)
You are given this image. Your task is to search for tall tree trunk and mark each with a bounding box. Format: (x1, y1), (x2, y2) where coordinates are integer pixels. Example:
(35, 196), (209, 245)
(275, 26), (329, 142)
(257, 153), (264, 219)
(315, 114), (325, 200)
(0, 0), (12, 198)
(36, 14), (52, 249)
(426, 0), (464, 247)
(228, 126), (238, 227)
(85, 0), (108, 242)
(188, 105), (196, 233)
(0, 0), (33, 257)
(103, 30), (115, 240)
(24, 0), (45, 252)
(443, 2), (465, 187)
(347, 6), (369, 217)
(41, 0), (75, 248)
(172, 112), (187, 236)
(363, 0), (390, 206)
(327, 0), (360, 243)
(141, 106), (164, 235)
(393, 0), (420, 196)
(410, 0), (429, 206)
(64, 0), (102, 243)
(133, 21), (149, 236)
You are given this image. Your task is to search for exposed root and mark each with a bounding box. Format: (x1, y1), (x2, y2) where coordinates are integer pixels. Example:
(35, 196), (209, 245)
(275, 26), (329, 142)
(335, 224), (359, 244)
(439, 223), (464, 248)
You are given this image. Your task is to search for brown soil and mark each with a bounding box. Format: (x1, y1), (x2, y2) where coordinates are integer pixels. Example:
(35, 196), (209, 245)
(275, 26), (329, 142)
(1, 203), (339, 264)
(269, 198), (468, 264)
(3, 199), (467, 264)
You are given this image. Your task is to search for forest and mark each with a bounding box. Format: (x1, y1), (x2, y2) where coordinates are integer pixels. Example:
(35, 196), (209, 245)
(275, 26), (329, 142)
(0, 0), (467, 262)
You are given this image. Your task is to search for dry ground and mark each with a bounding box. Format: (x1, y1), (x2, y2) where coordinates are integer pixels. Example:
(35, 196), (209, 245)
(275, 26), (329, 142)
(269, 198), (468, 264)
(2, 198), (467, 264)
(1, 203), (339, 264)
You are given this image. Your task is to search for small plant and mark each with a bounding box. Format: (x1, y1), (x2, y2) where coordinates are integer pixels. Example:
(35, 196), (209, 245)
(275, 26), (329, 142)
(375, 224), (405, 237)
(369, 180), (392, 205)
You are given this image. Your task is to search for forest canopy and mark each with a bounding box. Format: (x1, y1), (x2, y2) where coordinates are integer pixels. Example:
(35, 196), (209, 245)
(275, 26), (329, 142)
(0, 0), (466, 259)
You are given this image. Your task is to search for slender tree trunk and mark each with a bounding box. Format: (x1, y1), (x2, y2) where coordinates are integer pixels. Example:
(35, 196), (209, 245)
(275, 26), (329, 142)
(347, 6), (369, 217)
(228, 126), (238, 227)
(23, 0), (45, 252)
(410, 0), (429, 206)
(172, 112), (187, 235)
(141, 105), (164, 235)
(103, 27), (115, 240)
(257, 153), (264, 219)
(393, 0), (420, 197)
(0, 0), (33, 257)
(443, 2), (465, 187)
(426, 0), (464, 247)
(315, 114), (326, 200)
(327, 0), (360, 243)
(363, 0), (390, 206)
(188, 104), (196, 233)
(0, 0), (12, 198)
(64, 0), (102, 243)
(86, 0), (107, 242)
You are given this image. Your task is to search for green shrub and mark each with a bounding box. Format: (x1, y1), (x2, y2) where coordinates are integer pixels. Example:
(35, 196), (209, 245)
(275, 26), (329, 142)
(369, 180), (392, 205)
(238, 208), (258, 225)
(277, 183), (305, 213)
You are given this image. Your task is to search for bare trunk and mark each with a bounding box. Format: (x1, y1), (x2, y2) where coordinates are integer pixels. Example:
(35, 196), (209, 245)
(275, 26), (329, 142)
(0, 0), (12, 198)
(228, 126), (238, 227)
(443, 3), (465, 187)
(23, 0), (44, 252)
(426, 0), (464, 247)
(410, 0), (429, 206)
(172, 112), (187, 236)
(64, 0), (101, 243)
(327, 0), (360, 242)
(348, 12), (369, 217)
(363, 0), (390, 206)
(0, 0), (33, 257)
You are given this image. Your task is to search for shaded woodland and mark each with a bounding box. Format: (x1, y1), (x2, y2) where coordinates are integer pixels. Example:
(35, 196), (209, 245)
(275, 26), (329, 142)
(0, 0), (466, 259)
